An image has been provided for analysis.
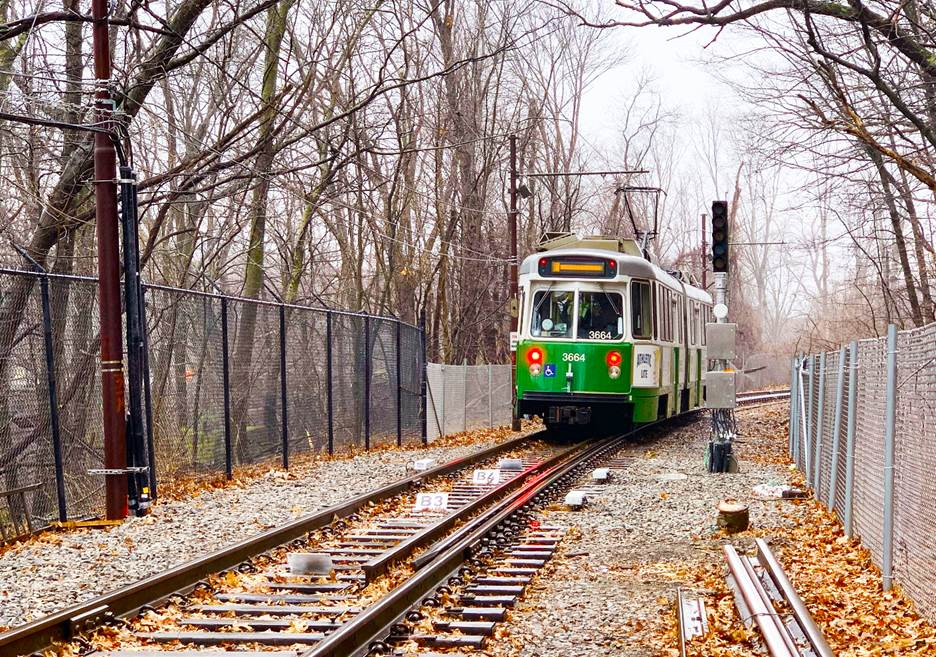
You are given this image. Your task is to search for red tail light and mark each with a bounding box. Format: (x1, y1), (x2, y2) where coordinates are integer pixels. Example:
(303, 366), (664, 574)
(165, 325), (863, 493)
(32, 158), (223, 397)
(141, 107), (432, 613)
(606, 350), (622, 367)
(526, 347), (544, 365)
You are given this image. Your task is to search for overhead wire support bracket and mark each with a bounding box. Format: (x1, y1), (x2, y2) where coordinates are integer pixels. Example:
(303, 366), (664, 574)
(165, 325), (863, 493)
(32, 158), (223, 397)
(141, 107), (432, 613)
(525, 169), (648, 178)
(616, 185), (666, 259)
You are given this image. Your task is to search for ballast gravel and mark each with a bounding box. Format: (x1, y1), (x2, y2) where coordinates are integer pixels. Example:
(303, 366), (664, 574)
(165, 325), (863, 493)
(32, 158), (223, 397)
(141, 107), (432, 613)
(0, 434), (524, 630)
(495, 409), (797, 657)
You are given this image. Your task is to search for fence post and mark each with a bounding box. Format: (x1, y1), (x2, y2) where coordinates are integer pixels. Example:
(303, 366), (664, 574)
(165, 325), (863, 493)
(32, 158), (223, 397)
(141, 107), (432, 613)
(38, 275), (67, 522)
(806, 354), (815, 477)
(488, 364), (493, 428)
(220, 297), (233, 479)
(420, 314), (427, 445)
(279, 304), (289, 469)
(843, 340), (858, 537)
(792, 356), (802, 466)
(396, 321), (402, 447)
(788, 357), (797, 459)
(326, 312), (334, 455)
(827, 346), (847, 510)
(813, 352), (827, 492)
(440, 364), (446, 437)
(882, 324), (897, 591)
(141, 286), (157, 498)
(463, 361), (468, 433)
(364, 315), (371, 450)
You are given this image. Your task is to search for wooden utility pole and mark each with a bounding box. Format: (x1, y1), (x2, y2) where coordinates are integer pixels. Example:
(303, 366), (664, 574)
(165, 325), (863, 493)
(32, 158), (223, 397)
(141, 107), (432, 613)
(509, 135), (521, 431)
(93, 0), (128, 519)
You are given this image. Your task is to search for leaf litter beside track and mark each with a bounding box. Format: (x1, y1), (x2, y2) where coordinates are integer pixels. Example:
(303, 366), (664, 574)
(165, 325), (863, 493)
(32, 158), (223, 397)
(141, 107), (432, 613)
(479, 406), (936, 657)
(654, 406), (936, 657)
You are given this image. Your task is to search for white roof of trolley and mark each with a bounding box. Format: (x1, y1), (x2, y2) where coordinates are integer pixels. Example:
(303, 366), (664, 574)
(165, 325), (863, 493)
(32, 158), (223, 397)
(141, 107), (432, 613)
(520, 242), (712, 305)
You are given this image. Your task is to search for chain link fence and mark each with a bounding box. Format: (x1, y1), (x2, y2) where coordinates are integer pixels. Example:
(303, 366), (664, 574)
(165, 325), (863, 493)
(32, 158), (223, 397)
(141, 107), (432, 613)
(0, 269), (426, 539)
(425, 364), (512, 442)
(790, 322), (936, 621)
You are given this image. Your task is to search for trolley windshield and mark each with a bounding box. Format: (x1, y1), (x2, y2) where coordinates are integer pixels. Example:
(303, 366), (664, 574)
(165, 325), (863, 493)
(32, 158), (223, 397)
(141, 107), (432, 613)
(577, 291), (624, 340)
(530, 289), (574, 338)
(529, 288), (624, 340)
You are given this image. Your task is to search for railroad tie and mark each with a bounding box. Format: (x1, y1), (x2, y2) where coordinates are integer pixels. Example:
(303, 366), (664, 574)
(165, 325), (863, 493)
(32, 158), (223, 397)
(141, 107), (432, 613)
(136, 631), (325, 645)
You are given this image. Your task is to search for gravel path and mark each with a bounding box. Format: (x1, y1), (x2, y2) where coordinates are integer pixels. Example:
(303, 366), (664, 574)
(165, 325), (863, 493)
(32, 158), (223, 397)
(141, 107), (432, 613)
(0, 430), (531, 630)
(493, 407), (797, 657)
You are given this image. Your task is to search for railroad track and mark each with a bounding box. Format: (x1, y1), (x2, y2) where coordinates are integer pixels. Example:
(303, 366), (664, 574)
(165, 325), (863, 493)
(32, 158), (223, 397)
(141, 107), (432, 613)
(0, 430), (640, 657)
(735, 388), (791, 406)
(2, 394), (777, 657)
(0, 431), (548, 656)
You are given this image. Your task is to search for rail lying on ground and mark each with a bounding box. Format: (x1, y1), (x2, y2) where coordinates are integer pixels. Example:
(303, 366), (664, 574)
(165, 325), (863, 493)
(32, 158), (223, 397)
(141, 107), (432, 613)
(724, 539), (833, 657)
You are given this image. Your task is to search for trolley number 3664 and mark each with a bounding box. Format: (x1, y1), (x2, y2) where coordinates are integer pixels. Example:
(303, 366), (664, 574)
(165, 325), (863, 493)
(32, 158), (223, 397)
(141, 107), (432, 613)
(562, 353), (586, 362)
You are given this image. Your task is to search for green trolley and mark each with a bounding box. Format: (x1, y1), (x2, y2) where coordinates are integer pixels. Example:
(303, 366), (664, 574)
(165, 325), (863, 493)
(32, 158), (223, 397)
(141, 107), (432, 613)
(514, 233), (713, 431)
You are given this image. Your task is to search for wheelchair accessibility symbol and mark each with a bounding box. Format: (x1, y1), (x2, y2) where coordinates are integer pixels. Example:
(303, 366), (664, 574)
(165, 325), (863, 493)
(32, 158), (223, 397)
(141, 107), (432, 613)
(544, 364), (556, 377)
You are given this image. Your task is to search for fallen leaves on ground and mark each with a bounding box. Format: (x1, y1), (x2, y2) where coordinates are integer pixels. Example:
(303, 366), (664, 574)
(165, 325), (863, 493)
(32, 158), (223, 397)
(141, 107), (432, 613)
(646, 405), (936, 656)
(2, 420), (538, 554)
(781, 503), (936, 655)
(425, 417), (541, 449)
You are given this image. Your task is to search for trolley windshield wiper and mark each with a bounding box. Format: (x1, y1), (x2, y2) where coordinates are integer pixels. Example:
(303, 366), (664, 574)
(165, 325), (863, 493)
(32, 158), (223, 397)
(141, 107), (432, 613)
(531, 284), (554, 334)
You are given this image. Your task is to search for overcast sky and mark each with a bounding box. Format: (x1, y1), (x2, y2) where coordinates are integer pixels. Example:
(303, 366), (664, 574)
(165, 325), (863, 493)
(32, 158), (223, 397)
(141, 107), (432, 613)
(580, 24), (739, 143)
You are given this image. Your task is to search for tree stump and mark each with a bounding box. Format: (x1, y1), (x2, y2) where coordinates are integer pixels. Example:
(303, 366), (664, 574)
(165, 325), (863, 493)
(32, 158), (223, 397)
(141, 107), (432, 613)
(717, 499), (749, 533)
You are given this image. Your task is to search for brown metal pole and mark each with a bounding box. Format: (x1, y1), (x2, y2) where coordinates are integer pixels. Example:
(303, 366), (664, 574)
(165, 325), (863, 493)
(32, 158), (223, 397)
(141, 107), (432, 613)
(509, 135), (521, 431)
(701, 213), (707, 289)
(93, 0), (128, 520)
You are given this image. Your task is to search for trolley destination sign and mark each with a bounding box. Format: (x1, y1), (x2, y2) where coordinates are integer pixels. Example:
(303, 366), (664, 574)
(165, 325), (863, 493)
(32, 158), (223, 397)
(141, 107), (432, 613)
(537, 255), (618, 279)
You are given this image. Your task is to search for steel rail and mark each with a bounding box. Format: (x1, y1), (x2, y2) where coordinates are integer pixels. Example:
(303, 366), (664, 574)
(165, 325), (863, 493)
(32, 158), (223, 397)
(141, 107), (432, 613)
(362, 441), (579, 581)
(735, 389), (791, 404)
(3, 396), (764, 656)
(301, 418), (675, 657)
(725, 540), (833, 657)
(724, 544), (796, 657)
(0, 431), (540, 657)
(755, 539), (834, 657)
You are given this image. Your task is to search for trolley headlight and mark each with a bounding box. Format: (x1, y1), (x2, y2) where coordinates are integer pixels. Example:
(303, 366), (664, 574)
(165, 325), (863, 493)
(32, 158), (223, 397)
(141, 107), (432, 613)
(608, 365), (621, 379)
(529, 363), (542, 376)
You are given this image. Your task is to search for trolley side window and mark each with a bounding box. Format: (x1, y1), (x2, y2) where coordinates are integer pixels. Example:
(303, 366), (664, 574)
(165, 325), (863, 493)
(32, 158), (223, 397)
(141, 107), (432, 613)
(530, 290), (574, 338)
(692, 303), (701, 346)
(631, 280), (653, 339)
(577, 291), (624, 340)
(677, 296), (684, 344)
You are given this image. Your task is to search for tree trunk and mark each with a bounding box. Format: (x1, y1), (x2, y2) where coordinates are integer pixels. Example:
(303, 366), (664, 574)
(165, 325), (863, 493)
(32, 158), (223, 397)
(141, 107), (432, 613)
(869, 149), (924, 327)
(230, 0), (295, 460)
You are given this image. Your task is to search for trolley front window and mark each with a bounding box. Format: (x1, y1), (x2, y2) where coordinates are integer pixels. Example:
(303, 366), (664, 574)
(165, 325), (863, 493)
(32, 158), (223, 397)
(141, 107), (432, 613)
(577, 291), (624, 340)
(631, 280), (653, 339)
(530, 290), (574, 338)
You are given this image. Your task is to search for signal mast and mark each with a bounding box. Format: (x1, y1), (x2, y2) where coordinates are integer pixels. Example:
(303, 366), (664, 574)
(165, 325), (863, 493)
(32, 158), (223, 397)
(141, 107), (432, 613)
(706, 200), (738, 473)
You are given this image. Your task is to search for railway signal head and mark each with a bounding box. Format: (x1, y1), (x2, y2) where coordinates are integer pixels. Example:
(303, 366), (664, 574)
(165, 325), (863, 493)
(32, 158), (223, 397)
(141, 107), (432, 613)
(711, 200), (729, 273)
